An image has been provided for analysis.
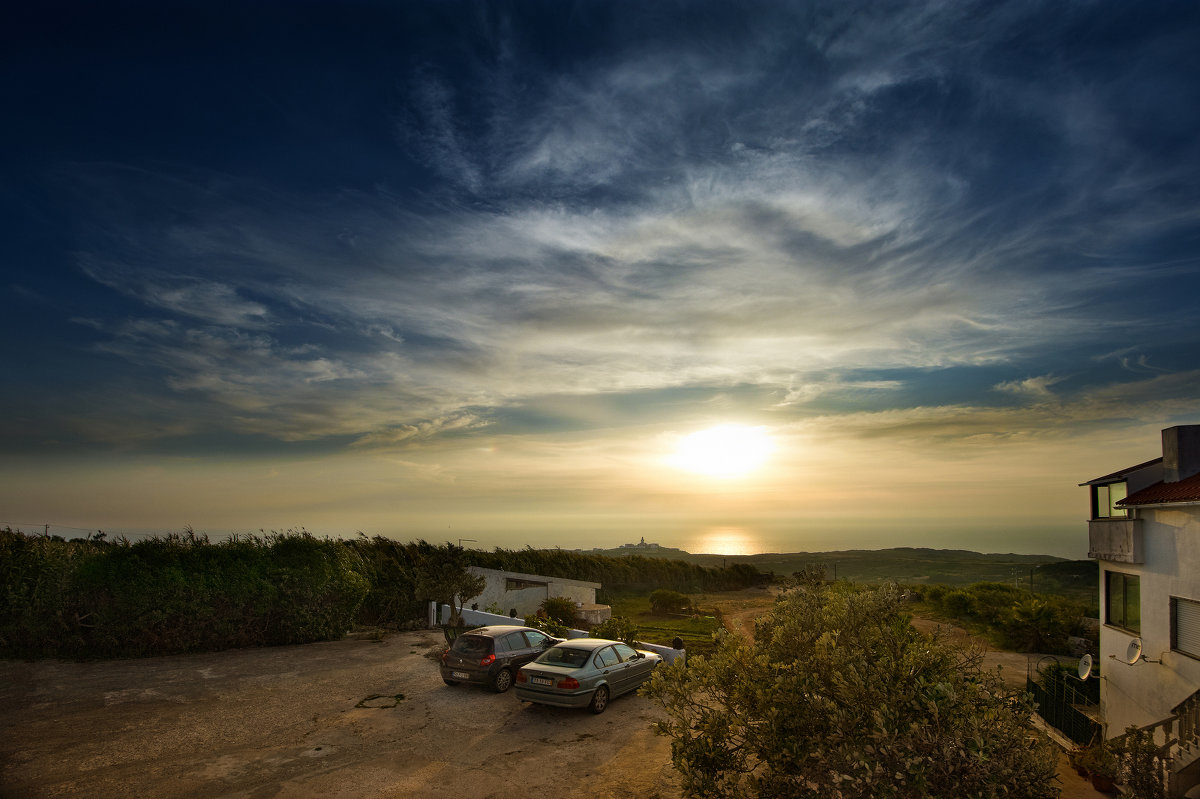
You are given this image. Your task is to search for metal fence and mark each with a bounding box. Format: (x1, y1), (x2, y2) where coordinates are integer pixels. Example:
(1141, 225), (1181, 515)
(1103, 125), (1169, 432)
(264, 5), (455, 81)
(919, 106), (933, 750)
(1028, 675), (1102, 745)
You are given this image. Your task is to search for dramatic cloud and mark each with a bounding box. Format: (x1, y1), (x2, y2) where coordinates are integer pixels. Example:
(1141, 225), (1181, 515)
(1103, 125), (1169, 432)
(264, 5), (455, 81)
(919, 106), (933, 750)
(2, 1), (1199, 554)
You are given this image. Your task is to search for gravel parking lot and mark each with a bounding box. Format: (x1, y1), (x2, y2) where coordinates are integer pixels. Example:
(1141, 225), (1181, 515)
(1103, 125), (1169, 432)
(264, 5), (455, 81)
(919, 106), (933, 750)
(0, 631), (679, 799)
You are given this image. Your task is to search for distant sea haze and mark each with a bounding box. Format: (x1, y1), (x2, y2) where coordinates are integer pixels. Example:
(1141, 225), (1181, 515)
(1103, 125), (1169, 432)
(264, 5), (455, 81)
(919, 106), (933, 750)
(44, 519), (1084, 560)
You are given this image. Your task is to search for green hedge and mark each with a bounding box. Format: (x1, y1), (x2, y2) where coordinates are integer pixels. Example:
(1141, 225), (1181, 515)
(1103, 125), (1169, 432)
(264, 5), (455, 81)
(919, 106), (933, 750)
(0, 529), (368, 659)
(0, 528), (765, 661)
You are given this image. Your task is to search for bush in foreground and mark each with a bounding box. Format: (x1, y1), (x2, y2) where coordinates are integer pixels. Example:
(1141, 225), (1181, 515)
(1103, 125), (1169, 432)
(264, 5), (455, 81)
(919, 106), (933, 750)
(644, 581), (1059, 799)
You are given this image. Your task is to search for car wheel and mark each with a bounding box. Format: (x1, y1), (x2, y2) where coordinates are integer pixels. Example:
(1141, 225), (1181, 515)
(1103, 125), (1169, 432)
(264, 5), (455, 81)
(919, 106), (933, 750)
(589, 685), (610, 714)
(492, 668), (514, 693)
(442, 678), (460, 686)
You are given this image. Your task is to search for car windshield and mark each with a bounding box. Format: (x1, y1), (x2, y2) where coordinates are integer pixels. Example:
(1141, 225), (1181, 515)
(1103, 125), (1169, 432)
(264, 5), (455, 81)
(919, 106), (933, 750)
(449, 635), (491, 656)
(535, 647), (590, 668)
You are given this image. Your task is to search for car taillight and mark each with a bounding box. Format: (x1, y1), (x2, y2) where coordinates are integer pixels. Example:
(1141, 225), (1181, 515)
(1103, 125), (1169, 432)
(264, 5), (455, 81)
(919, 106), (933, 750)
(557, 677), (580, 690)
(480, 654), (495, 667)
(516, 670), (527, 683)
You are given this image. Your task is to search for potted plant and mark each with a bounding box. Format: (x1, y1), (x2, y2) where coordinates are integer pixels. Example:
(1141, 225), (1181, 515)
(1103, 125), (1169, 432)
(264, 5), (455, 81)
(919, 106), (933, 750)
(1067, 747), (1089, 778)
(1075, 743), (1119, 793)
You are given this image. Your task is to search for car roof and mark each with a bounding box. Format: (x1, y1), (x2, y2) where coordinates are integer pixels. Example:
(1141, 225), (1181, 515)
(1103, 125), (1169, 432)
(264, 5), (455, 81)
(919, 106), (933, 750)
(551, 638), (621, 650)
(466, 625), (537, 638)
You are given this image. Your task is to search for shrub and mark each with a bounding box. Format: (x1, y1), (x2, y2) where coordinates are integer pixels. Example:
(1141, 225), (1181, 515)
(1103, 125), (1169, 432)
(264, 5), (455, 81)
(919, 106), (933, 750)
(649, 589), (692, 615)
(1115, 726), (1167, 798)
(646, 582), (1059, 798)
(589, 616), (639, 646)
(523, 614), (569, 638)
(966, 582), (1023, 624)
(941, 589), (973, 617)
(539, 596), (578, 625)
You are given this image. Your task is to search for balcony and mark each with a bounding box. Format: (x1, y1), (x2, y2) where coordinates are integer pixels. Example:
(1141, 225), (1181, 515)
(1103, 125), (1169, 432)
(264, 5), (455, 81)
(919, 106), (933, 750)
(1088, 518), (1143, 563)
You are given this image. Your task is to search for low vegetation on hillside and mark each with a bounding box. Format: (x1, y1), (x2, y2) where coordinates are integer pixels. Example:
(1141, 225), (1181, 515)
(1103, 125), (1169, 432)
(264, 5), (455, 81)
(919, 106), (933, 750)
(906, 581), (1095, 654)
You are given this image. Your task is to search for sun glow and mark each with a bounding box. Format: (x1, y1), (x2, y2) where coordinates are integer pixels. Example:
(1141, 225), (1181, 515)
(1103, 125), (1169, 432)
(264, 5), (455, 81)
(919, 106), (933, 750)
(669, 424), (774, 478)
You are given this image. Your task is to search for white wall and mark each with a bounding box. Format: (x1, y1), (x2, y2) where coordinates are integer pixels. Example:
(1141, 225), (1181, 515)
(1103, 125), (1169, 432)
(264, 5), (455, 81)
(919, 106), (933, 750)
(466, 567), (600, 617)
(1101, 506), (1200, 735)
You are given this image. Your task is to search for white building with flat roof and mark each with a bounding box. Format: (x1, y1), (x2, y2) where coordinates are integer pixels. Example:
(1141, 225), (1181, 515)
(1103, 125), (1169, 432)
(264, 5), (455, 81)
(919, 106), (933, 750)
(466, 566), (608, 621)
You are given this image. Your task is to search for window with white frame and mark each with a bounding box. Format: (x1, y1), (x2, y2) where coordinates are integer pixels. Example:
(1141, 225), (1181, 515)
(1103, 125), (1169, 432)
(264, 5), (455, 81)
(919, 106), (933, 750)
(1092, 481), (1128, 519)
(1173, 597), (1200, 659)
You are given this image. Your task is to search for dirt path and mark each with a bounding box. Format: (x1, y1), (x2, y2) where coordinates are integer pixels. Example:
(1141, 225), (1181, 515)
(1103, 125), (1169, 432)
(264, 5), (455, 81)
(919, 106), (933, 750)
(0, 593), (1089, 798)
(704, 585), (778, 639)
(0, 631), (678, 799)
(907, 616), (1035, 690)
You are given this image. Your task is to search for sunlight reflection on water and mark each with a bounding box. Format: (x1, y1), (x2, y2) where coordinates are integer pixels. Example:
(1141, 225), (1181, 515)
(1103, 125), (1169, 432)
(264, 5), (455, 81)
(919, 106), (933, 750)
(687, 526), (762, 556)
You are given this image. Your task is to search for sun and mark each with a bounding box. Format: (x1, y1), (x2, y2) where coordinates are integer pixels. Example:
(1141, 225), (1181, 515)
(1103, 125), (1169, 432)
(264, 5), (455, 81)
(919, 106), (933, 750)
(668, 424), (774, 478)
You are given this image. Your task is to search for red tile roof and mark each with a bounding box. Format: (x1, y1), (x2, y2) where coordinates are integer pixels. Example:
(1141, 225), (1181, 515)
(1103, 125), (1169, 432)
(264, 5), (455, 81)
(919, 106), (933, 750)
(1118, 472), (1200, 506)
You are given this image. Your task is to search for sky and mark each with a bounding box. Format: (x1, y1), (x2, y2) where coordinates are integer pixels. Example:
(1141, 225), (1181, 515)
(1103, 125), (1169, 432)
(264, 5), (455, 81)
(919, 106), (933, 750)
(3, 1), (1200, 559)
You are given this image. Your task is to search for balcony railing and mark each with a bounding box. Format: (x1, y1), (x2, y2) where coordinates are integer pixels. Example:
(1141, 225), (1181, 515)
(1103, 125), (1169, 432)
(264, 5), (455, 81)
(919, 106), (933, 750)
(1177, 690), (1200, 760)
(1088, 518), (1143, 564)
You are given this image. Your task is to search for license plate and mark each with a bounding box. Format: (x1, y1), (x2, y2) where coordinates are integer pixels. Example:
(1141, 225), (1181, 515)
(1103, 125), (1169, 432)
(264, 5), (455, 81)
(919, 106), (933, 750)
(531, 676), (553, 686)
(452, 671), (469, 679)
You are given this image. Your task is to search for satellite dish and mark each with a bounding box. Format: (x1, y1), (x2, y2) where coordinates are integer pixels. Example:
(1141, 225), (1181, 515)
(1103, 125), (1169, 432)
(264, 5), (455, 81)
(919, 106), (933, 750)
(1126, 638), (1144, 665)
(1078, 654), (1093, 680)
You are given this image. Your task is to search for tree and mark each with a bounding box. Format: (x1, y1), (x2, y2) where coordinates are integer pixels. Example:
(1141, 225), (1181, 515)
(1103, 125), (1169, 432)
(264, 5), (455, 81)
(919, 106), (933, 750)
(1005, 597), (1066, 652)
(644, 582), (1059, 799)
(412, 543), (485, 634)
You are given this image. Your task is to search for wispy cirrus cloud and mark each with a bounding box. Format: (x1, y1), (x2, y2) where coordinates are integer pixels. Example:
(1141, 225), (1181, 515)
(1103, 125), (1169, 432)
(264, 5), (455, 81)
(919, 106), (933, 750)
(21, 0), (1197, 459)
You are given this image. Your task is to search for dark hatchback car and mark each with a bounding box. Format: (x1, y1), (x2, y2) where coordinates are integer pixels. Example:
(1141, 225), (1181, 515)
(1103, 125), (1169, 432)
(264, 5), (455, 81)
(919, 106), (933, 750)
(439, 625), (561, 693)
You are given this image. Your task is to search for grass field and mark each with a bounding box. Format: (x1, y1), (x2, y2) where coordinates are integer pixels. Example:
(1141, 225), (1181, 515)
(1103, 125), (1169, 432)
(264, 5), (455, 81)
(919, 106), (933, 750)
(604, 592), (724, 655)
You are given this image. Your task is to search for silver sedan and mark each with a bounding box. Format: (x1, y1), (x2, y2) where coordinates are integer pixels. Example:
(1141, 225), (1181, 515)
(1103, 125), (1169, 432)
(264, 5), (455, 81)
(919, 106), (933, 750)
(514, 638), (662, 714)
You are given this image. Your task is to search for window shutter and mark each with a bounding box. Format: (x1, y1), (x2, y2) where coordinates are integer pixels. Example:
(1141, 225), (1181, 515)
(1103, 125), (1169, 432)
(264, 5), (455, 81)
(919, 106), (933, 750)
(1175, 597), (1200, 658)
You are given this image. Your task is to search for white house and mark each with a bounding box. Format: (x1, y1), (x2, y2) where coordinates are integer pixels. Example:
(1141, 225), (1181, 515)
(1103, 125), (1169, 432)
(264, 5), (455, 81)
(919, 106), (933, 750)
(1083, 424), (1200, 795)
(465, 566), (610, 623)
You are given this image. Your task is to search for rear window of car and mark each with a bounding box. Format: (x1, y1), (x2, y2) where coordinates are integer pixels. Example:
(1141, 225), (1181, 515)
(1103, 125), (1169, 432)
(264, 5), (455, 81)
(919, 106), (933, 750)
(449, 635), (492, 656)
(536, 647), (590, 668)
